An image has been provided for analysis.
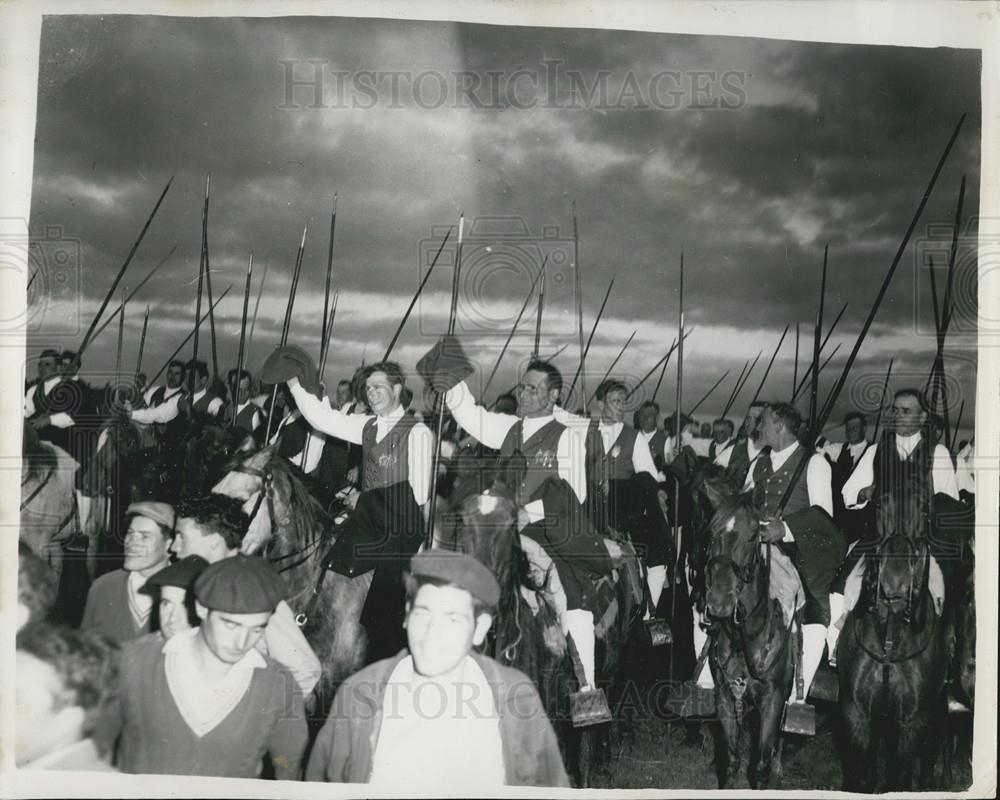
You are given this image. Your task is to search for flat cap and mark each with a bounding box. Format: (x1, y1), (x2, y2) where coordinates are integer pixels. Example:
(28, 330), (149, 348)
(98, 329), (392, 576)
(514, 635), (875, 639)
(193, 554), (286, 614)
(260, 345), (321, 397)
(416, 334), (475, 394)
(126, 501), (176, 531)
(141, 555), (209, 595)
(409, 549), (500, 610)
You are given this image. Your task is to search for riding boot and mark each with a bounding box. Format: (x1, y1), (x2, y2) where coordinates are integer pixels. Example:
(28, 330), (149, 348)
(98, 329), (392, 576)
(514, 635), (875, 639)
(564, 608), (612, 726)
(791, 623), (827, 702)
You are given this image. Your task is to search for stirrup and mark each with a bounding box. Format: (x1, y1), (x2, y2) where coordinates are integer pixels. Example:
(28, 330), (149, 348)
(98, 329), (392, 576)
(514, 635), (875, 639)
(809, 662), (839, 702)
(644, 617), (673, 647)
(570, 687), (613, 727)
(664, 679), (716, 718)
(782, 700), (816, 735)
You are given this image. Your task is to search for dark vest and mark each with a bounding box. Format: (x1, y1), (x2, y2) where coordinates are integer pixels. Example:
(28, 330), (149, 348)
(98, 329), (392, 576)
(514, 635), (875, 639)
(150, 386), (186, 448)
(361, 413), (417, 491)
(499, 418), (566, 507)
(726, 436), (755, 486)
(710, 438), (735, 463)
(192, 391), (221, 415)
(873, 430), (934, 506)
(233, 403), (260, 434)
(752, 444), (812, 518)
(597, 424), (638, 482)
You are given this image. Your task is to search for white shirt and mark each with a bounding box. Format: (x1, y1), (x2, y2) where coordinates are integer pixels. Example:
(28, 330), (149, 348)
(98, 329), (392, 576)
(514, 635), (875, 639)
(369, 655), (505, 790)
(125, 570), (154, 628)
(288, 378), (433, 505)
(744, 440), (833, 540)
(163, 628), (267, 737)
(638, 428), (669, 481)
(233, 401), (263, 431)
(841, 433), (959, 508)
(131, 385), (184, 425)
(269, 409), (326, 474)
(256, 599), (322, 697)
(955, 440), (975, 495)
(191, 388), (224, 416)
(664, 431), (711, 462)
(712, 438), (737, 468)
(23, 375), (75, 428)
(598, 420), (658, 479)
(446, 382), (588, 522)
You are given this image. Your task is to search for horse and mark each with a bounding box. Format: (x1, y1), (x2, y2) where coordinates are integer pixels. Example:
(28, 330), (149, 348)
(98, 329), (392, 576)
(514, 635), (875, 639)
(698, 466), (796, 789)
(450, 479), (642, 787)
(211, 445), (373, 714)
(836, 480), (948, 792)
(20, 426), (79, 583)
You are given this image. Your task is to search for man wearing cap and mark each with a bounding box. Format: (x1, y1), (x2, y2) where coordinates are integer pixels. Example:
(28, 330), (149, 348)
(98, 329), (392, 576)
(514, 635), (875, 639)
(262, 346), (433, 662)
(141, 556), (210, 640)
(113, 555), (308, 779)
(81, 501), (175, 644)
(420, 336), (615, 726)
(170, 494), (322, 699)
(307, 550), (568, 788)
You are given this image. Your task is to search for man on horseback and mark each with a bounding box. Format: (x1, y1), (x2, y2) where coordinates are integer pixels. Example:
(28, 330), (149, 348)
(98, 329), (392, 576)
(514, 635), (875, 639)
(725, 401), (767, 486)
(820, 411), (876, 545)
(747, 402), (844, 712)
(709, 418), (737, 468)
(422, 336), (616, 725)
(264, 346), (434, 663)
(227, 368), (263, 445)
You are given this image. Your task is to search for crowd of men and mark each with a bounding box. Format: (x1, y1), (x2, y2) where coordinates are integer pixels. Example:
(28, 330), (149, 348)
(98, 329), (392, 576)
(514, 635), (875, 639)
(17, 334), (976, 784)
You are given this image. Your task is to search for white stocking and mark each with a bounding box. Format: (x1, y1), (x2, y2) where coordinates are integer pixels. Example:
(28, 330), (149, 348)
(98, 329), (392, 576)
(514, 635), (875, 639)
(564, 608), (597, 689)
(646, 564), (667, 617)
(791, 623), (827, 702)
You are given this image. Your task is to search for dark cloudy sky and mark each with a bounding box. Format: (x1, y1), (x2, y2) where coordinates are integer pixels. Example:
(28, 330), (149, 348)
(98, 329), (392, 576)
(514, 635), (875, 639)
(26, 14), (981, 436)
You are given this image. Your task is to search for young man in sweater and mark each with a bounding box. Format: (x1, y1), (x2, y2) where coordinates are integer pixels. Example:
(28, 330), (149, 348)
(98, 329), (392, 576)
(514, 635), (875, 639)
(114, 555), (308, 779)
(306, 550), (568, 788)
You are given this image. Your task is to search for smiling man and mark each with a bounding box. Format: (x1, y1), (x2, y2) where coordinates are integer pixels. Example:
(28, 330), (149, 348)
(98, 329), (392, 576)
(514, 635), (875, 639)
(113, 555), (307, 778)
(81, 501), (175, 644)
(306, 550), (568, 788)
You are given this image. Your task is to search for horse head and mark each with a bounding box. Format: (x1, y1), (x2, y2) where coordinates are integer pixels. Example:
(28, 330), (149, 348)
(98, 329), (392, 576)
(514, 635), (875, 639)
(701, 482), (760, 622)
(213, 446), (277, 555)
(454, 482), (520, 582)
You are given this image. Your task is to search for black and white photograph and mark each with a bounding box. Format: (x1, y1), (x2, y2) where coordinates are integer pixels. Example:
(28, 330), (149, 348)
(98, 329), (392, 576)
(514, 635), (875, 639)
(2, 1), (996, 797)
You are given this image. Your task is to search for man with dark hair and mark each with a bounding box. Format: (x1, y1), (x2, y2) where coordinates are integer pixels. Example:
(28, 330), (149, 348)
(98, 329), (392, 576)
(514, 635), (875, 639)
(81, 501), (175, 644)
(741, 401), (842, 713)
(141, 556), (211, 640)
(307, 550), (568, 788)
(709, 418), (737, 467)
(130, 359), (187, 460)
(170, 494), (321, 698)
(17, 543), (58, 632)
(24, 348), (94, 463)
(227, 368), (263, 444)
(113, 556), (308, 778)
(181, 359), (224, 421)
(15, 624), (120, 771)
(820, 410), (875, 541)
(268, 348), (433, 662)
(636, 400), (668, 476)
(434, 346), (615, 725)
(725, 400), (768, 485)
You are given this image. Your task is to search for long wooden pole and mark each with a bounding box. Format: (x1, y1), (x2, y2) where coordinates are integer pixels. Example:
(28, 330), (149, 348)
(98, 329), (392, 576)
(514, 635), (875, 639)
(872, 358), (894, 440)
(687, 369), (731, 418)
(625, 330), (691, 400)
(809, 244), (829, 426)
(148, 287), (232, 387)
(566, 274), (615, 403)
(320, 194), (338, 365)
(590, 330), (636, 403)
(791, 302), (848, 402)
(88, 244), (176, 345)
(265, 228), (308, 442)
(383, 228), (453, 362)
(723, 350), (762, 418)
(746, 324), (790, 410)
(483, 258), (546, 397)
(572, 201), (586, 408)
(245, 259), (270, 367)
(79, 177), (173, 357)
(199, 174), (220, 379)
(793, 323), (800, 398)
(114, 287), (126, 406)
(135, 305), (149, 382)
(531, 259), (547, 361)
(669, 248), (684, 686)
(232, 251), (254, 426)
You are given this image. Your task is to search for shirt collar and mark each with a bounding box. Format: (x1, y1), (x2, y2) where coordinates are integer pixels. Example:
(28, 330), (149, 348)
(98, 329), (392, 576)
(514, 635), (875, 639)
(379, 404), (405, 422)
(43, 375), (61, 392)
(163, 626), (268, 670)
(896, 431), (922, 449)
(192, 388), (206, 402)
(771, 439), (800, 470)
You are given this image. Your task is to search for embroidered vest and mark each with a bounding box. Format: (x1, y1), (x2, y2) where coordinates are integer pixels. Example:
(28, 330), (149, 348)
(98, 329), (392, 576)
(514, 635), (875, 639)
(361, 413), (416, 491)
(752, 445), (811, 518)
(597, 424), (638, 482)
(499, 418), (565, 507)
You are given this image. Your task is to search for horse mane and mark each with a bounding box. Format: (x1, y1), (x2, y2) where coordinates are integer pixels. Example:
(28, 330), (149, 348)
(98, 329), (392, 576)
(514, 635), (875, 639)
(261, 451), (332, 553)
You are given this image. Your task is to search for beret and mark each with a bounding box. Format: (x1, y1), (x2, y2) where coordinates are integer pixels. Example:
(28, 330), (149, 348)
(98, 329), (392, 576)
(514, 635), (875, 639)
(194, 554), (286, 614)
(141, 555), (209, 594)
(260, 345), (321, 397)
(126, 501), (176, 531)
(416, 334), (475, 394)
(409, 549), (500, 610)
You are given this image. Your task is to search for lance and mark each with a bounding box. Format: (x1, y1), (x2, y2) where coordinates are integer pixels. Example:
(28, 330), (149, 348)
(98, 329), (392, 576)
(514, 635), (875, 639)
(79, 176), (173, 358)
(687, 369), (731, 418)
(148, 286), (232, 387)
(793, 323), (800, 397)
(383, 227), (453, 362)
(542, 342), (570, 362)
(232, 251), (254, 426)
(425, 213), (465, 550)
(482, 257), (546, 397)
(245, 258), (270, 367)
(953, 399), (966, 451)
(304, 289), (339, 472)
(114, 286), (126, 408)
(809, 244), (829, 427)
(320, 194), (338, 366)
(780, 113), (966, 518)
(27, 269), (38, 292)
(566, 274), (615, 404)
(199, 174), (220, 379)
(872, 358), (894, 439)
(90, 244), (177, 345)
(790, 301), (848, 403)
(723, 358), (750, 419)
(265, 226), (308, 442)
(723, 351), (761, 419)
(625, 330), (691, 400)
(652, 332), (675, 401)
(572, 201), (587, 407)
(135, 304), (150, 386)
(531, 259), (547, 360)
(590, 330), (637, 403)
(746, 323), (789, 410)
(669, 247), (684, 686)
(189, 224), (207, 393)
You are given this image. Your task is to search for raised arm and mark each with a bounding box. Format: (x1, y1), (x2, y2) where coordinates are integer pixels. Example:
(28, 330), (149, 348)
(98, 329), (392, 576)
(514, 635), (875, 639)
(288, 377), (369, 444)
(443, 380), (518, 450)
(131, 393), (181, 425)
(408, 422), (434, 506)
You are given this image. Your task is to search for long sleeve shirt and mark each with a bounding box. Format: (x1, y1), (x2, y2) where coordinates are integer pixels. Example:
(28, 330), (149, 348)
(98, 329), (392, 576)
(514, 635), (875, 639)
(445, 382), (588, 521)
(597, 421), (658, 479)
(744, 440), (833, 541)
(269, 410), (326, 475)
(257, 600), (322, 697)
(955, 441), (975, 495)
(131, 386), (184, 425)
(24, 375), (75, 428)
(840, 432), (959, 508)
(288, 378), (433, 505)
